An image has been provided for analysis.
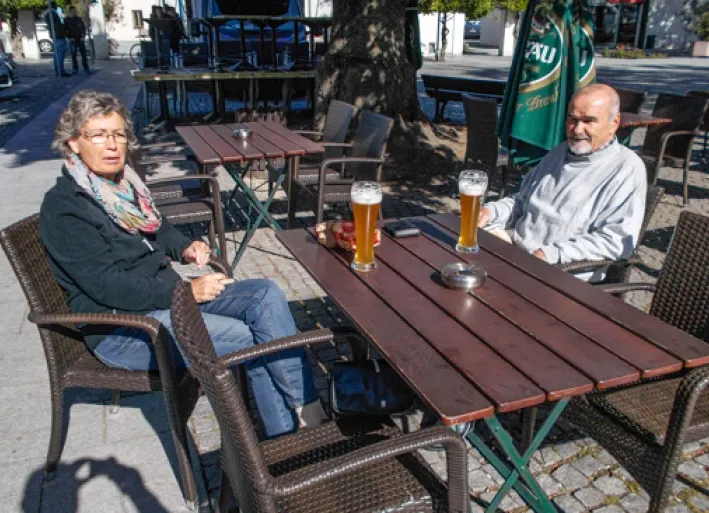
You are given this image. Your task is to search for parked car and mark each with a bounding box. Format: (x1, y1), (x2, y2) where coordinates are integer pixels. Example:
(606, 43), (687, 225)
(465, 19), (481, 40)
(0, 51), (18, 88)
(36, 22), (54, 54)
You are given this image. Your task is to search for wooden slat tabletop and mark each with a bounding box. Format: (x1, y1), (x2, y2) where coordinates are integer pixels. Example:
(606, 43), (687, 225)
(277, 215), (709, 424)
(174, 126), (222, 165)
(245, 122), (306, 157)
(192, 125), (245, 163)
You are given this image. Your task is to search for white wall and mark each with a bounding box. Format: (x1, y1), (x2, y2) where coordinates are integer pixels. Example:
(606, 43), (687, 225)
(419, 13), (465, 58)
(480, 9), (517, 56)
(17, 10), (40, 60)
(106, 0), (174, 55)
(647, 0), (697, 50)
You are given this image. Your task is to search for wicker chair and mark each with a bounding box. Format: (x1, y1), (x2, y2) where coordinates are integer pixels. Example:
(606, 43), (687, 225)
(639, 93), (709, 205)
(461, 94), (511, 197)
(0, 215), (232, 510)
(566, 211), (709, 513)
(289, 110), (394, 224)
(615, 87), (647, 144)
(556, 184), (665, 289)
(169, 280), (470, 513)
(687, 90), (709, 158)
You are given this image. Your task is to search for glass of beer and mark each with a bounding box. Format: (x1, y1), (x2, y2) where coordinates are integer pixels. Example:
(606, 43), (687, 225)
(457, 170), (488, 253)
(351, 181), (382, 272)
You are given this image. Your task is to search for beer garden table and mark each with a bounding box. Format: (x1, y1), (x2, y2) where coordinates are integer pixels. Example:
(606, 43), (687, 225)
(276, 213), (709, 513)
(175, 121), (323, 268)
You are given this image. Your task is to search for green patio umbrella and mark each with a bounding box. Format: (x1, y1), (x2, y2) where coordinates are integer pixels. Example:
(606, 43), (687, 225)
(498, 0), (596, 167)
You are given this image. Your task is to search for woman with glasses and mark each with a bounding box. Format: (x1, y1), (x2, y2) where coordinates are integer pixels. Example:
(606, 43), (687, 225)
(39, 90), (327, 438)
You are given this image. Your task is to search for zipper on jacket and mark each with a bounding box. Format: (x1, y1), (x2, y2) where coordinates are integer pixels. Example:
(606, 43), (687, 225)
(142, 238), (155, 252)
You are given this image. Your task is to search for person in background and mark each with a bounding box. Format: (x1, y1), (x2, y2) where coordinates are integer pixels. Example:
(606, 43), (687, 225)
(478, 84), (647, 282)
(45, 1), (70, 77)
(64, 6), (91, 75)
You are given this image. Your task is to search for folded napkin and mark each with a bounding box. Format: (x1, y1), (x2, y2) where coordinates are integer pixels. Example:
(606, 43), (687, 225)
(315, 221), (381, 252)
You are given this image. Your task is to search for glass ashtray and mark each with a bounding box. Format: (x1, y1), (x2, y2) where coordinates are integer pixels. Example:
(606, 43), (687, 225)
(232, 127), (253, 139)
(440, 262), (487, 291)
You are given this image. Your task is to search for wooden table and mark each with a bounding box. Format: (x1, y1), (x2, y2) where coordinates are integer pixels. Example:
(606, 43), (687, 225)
(620, 112), (672, 128)
(277, 213), (709, 513)
(176, 121), (323, 267)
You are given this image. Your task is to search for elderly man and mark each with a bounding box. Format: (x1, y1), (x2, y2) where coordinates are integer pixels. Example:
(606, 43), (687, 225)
(478, 84), (647, 282)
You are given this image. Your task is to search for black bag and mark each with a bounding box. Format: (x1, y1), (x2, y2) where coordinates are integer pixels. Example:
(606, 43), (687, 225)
(329, 359), (415, 417)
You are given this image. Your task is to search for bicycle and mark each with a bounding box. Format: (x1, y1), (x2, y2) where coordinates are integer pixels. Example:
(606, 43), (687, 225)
(129, 29), (150, 66)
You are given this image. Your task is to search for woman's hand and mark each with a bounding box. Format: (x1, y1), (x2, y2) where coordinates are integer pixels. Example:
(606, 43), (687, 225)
(190, 273), (235, 303)
(182, 241), (211, 268)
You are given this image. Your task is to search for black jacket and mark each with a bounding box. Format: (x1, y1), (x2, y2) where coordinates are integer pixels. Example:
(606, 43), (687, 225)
(39, 170), (192, 349)
(64, 16), (85, 42)
(44, 10), (67, 40)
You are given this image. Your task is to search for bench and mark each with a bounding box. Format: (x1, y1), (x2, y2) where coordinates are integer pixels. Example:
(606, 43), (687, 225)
(421, 74), (506, 121)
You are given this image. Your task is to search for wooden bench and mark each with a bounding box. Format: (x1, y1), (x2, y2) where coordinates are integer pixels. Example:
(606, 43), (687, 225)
(421, 74), (506, 121)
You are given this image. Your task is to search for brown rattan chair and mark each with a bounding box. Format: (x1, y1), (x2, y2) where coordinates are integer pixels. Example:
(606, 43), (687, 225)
(639, 93), (709, 205)
(615, 87), (647, 144)
(131, 147), (228, 259)
(461, 94), (511, 197)
(566, 210), (709, 513)
(556, 184), (665, 289)
(290, 109), (394, 225)
(168, 280), (470, 513)
(0, 215), (232, 510)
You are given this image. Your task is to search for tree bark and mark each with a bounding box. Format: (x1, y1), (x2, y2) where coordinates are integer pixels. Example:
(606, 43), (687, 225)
(315, 0), (425, 124)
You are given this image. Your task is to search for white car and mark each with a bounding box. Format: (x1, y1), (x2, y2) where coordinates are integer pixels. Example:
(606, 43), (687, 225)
(36, 22), (54, 54)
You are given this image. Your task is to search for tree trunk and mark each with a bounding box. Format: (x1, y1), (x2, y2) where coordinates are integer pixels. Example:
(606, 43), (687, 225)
(315, 0), (425, 124)
(439, 13), (448, 62)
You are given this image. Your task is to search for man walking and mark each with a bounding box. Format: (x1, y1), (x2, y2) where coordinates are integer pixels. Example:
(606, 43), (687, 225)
(64, 6), (91, 74)
(44, 2), (70, 77)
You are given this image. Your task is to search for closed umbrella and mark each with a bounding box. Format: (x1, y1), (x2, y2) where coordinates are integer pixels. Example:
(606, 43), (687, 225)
(498, 0), (596, 167)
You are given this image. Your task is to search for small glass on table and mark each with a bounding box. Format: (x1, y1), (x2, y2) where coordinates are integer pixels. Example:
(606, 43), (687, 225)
(456, 170), (488, 254)
(350, 181), (382, 272)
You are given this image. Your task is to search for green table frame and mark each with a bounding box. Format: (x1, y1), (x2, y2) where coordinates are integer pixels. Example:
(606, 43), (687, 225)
(465, 399), (570, 513)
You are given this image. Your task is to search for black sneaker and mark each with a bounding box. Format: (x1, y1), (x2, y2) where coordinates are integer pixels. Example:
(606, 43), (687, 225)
(60, 72), (72, 77)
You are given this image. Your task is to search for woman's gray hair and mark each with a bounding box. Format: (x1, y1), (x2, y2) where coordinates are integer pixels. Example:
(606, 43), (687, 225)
(52, 89), (139, 157)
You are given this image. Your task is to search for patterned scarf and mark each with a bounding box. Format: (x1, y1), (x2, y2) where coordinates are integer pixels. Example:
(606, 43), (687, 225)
(65, 153), (162, 235)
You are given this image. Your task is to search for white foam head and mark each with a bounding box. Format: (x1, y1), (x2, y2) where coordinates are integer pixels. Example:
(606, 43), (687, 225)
(459, 182), (487, 196)
(459, 170), (488, 196)
(351, 182), (382, 204)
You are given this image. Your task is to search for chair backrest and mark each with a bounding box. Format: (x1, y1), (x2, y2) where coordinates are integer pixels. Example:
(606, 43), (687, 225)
(462, 94), (499, 175)
(0, 215), (90, 377)
(642, 93), (709, 160)
(321, 100), (358, 160)
(649, 211), (709, 342)
(349, 110), (394, 182)
(687, 90), (709, 131)
(615, 87), (646, 114)
(170, 281), (275, 513)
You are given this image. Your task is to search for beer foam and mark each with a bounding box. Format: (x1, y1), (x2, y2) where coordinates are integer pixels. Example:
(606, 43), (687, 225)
(351, 189), (383, 205)
(459, 182), (487, 196)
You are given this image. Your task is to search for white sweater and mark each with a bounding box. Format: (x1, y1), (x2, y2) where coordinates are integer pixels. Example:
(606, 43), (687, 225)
(485, 139), (647, 281)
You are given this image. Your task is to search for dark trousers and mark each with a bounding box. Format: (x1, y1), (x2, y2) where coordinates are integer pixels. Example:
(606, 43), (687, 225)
(70, 39), (89, 72)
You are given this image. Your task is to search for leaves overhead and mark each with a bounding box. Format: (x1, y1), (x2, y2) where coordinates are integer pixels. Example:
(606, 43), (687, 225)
(418, 0), (528, 18)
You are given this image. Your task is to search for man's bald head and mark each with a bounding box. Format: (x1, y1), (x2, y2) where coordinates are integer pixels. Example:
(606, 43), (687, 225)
(565, 84), (622, 155)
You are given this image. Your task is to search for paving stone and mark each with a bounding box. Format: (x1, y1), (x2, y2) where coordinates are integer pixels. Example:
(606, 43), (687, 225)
(555, 441), (581, 461)
(574, 487), (605, 509)
(593, 475), (627, 496)
(553, 493), (586, 513)
(593, 506), (624, 513)
(539, 447), (562, 467)
(664, 503), (691, 513)
(678, 460), (709, 482)
(689, 493), (709, 511)
(572, 454), (608, 478)
(482, 463), (505, 487)
(552, 464), (589, 490)
(537, 474), (564, 496)
(468, 469), (494, 494)
(619, 493), (650, 513)
(479, 490), (519, 512)
(695, 453), (709, 466)
(672, 480), (690, 494)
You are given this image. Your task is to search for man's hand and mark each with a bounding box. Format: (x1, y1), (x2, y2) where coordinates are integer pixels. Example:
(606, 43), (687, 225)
(190, 273), (235, 303)
(532, 249), (547, 261)
(182, 241), (211, 268)
(477, 207), (491, 228)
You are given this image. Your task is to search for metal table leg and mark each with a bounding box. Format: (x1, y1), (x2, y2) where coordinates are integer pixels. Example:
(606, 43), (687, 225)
(466, 399), (570, 513)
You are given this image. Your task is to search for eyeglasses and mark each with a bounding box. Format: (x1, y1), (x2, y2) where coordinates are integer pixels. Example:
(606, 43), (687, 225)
(80, 131), (128, 145)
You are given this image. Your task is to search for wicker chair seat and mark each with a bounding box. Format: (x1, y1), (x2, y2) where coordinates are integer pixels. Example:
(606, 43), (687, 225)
(303, 182), (354, 205)
(261, 419), (449, 513)
(589, 377), (709, 446)
(157, 197), (215, 224)
(150, 183), (185, 202)
(294, 166), (345, 186)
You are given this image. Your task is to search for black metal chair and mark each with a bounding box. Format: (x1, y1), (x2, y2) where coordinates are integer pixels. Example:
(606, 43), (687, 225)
(687, 90), (709, 158)
(169, 280), (471, 513)
(639, 93), (708, 205)
(567, 210), (709, 513)
(461, 94), (511, 197)
(289, 110), (394, 224)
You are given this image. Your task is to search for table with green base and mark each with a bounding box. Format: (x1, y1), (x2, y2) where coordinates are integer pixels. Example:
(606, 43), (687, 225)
(277, 214), (709, 513)
(176, 121), (323, 268)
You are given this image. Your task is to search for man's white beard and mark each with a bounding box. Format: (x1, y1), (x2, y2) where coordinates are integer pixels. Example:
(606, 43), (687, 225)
(568, 139), (593, 155)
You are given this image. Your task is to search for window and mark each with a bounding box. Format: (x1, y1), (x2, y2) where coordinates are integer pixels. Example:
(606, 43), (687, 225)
(131, 10), (144, 29)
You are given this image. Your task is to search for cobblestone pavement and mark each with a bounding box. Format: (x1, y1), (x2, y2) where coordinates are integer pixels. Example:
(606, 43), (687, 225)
(0, 58), (94, 147)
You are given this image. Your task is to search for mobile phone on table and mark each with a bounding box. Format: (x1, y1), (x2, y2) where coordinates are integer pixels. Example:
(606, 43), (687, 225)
(383, 220), (421, 238)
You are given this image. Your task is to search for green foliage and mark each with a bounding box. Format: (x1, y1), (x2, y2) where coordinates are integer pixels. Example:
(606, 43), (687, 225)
(694, 10), (709, 40)
(601, 45), (667, 59)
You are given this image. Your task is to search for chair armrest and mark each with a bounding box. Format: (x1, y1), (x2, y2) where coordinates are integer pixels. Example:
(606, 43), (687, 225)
(207, 256), (232, 278)
(654, 130), (698, 163)
(218, 328), (335, 367)
(28, 311), (162, 340)
(596, 282), (656, 295)
(140, 141), (181, 149)
(320, 142), (353, 149)
(556, 254), (641, 273)
(266, 425), (469, 510)
(293, 130), (323, 139)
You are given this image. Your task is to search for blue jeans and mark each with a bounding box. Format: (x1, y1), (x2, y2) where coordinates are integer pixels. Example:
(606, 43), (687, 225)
(53, 39), (68, 75)
(94, 279), (318, 438)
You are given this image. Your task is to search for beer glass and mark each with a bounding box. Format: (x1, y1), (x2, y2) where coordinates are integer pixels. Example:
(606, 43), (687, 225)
(351, 181), (382, 272)
(457, 170), (488, 253)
